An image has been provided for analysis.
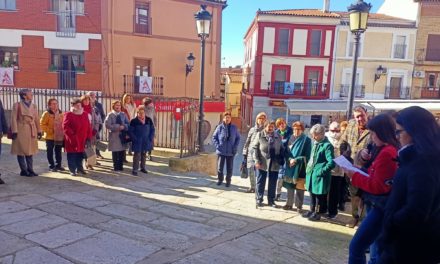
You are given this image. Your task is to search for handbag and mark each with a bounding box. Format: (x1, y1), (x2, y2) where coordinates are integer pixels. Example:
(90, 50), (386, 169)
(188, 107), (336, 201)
(84, 145), (96, 158)
(240, 161), (248, 179)
(96, 140), (108, 152)
(7, 103), (20, 139)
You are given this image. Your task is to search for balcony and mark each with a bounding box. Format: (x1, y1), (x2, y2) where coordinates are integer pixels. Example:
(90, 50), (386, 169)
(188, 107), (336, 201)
(393, 44), (407, 59)
(56, 11), (76, 38)
(339, 84), (365, 98)
(420, 87), (440, 99)
(385, 86), (410, 99)
(123, 75), (164, 95)
(268, 83), (328, 99)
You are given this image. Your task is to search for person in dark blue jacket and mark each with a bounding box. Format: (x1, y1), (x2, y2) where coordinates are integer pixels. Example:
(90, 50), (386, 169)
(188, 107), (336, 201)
(129, 106), (155, 176)
(212, 112), (240, 187)
(0, 99), (8, 184)
(275, 118), (293, 201)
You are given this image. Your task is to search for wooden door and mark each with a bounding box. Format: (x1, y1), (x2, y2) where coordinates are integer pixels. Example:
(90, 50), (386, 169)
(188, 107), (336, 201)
(390, 77), (402, 99)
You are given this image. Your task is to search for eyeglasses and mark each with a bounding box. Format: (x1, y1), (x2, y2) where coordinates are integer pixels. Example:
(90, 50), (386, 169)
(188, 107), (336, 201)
(395, 129), (405, 136)
(330, 129), (339, 132)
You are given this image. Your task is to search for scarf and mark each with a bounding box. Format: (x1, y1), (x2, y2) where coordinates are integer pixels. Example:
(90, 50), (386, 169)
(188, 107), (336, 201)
(71, 107), (84, 115)
(22, 100), (31, 108)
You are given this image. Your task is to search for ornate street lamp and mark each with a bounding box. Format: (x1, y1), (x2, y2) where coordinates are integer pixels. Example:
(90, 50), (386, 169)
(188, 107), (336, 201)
(194, 5), (212, 152)
(346, 0), (371, 120)
(186, 52), (196, 76)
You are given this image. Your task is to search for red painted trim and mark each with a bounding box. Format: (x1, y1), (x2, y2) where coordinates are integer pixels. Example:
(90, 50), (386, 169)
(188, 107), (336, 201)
(271, 64), (291, 92)
(274, 28), (293, 56)
(307, 29), (325, 58)
(304, 66), (324, 85)
(254, 23), (264, 94)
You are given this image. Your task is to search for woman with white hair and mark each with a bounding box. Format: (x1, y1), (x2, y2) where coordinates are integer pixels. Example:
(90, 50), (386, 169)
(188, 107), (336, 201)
(302, 124), (335, 221)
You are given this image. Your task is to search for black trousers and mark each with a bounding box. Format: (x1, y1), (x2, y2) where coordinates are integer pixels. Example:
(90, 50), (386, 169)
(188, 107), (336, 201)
(112, 151), (124, 171)
(46, 140), (62, 168)
(310, 193), (328, 214)
(17, 155), (34, 173)
(328, 176), (345, 215)
(217, 155), (234, 183)
(67, 152), (84, 173)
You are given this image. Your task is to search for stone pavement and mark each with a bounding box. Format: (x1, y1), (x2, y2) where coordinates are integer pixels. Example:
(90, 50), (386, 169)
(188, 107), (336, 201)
(0, 139), (355, 264)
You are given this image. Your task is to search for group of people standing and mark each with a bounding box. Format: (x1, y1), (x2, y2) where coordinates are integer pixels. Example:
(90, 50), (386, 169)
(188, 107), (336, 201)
(213, 105), (440, 264)
(0, 89), (157, 181)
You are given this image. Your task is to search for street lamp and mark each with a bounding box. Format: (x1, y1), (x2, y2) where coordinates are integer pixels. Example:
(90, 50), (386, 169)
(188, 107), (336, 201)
(186, 52), (196, 76)
(194, 5), (212, 152)
(346, 0), (371, 120)
(374, 65), (385, 82)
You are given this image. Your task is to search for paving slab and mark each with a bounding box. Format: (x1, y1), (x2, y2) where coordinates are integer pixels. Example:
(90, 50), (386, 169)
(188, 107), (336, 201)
(94, 204), (160, 223)
(0, 231), (32, 257)
(25, 223), (100, 248)
(98, 219), (193, 251)
(206, 216), (248, 231)
(73, 200), (112, 209)
(55, 231), (160, 264)
(0, 209), (47, 226)
(10, 194), (54, 207)
(0, 201), (29, 214)
(1, 214), (68, 235)
(37, 202), (112, 225)
(49, 191), (101, 203)
(151, 217), (225, 240)
(84, 189), (158, 209)
(0, 255), (13, 264)
(149, 204), (213, 223)
(14, 246), (73, 264)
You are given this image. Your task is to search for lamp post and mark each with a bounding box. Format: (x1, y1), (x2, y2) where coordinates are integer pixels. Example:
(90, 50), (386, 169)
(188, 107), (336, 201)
(346, 0), (371, 120)
(194, 5), (212, 152)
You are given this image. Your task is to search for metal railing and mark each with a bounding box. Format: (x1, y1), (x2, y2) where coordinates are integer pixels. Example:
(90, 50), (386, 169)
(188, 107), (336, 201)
(339, 84), (365, 98)
(393, 44), (407, 59)
(56, 70), (78, 90)
(123, 75), (164, 95)
(385, 86), (410, 99)
(269, 82), (328, 98)
(419, 87), (440, 99)
(56, 11), (76, 37)
(0, 87), (198, 157)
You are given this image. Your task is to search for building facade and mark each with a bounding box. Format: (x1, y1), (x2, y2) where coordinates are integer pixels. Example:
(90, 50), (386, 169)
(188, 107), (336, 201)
(0, 0), (102, 90)
(102, 0), (227, 98)
(240, 9), (339, 128)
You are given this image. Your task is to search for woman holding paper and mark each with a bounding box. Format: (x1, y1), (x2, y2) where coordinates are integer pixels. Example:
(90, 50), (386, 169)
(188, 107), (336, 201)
(344, 114), (399, 264)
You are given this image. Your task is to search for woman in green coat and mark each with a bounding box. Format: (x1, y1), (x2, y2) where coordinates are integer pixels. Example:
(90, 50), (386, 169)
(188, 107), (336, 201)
(302, 124), (335, 221)
(282, 121), (311, 212)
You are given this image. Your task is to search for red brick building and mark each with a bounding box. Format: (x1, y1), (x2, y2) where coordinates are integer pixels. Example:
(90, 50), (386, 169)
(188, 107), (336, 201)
(0, 0), (102, 90)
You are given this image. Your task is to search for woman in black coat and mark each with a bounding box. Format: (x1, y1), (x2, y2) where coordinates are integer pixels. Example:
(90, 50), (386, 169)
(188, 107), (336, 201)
(378, 106), (440, 264)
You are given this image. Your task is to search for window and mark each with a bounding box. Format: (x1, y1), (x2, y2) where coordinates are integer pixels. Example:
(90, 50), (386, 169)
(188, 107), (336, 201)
(304, 66), (324, 96)
(134, 2), (151, 35)
(0, 47), (18, 67)
(426, 34), (440, 61)
(310, 30), (322, 56)
(50, 0), (84, 14)
(271, 65), (290, 95)
(134, 59), (151, 76)
(51, 50), (85, 71)
(393, 35), (407, 59)
(277, 29), (290, 55)
(0, 0), (16, 10)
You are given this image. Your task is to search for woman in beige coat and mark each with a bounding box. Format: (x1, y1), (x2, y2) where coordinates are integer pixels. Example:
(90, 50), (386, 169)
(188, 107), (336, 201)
(11, 89), (42, 177)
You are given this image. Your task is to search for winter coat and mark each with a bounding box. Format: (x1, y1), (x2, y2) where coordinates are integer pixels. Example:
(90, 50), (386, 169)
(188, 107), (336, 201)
(83, 104), (102, 139)
(243, 125), (264, 168)
(305, 137), (335, 195)
(94, 101), (106, 124)
(63, 109), (92, 153)
(276, 126), (293, 148)
(340, 119), (370, 165)
(40, 110), (64, 141)
(284, 133), (312, 185)
(379, 145), (440, 264)
(10, 101), (41, 156)
(105, 111), (129, 152)
(0, 99), (7, 136)
(253, 130), (284, 172)
(212, 122), (240, 157)
(129, 117), (155, 153)
(122, 103), (136, 121)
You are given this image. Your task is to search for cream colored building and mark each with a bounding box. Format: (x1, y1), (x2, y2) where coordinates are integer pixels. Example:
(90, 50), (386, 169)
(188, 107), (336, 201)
(333, 13), (417, 101)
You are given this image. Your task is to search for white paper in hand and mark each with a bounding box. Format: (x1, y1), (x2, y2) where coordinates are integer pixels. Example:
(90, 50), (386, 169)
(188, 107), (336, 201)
(333, 156), (369, 177)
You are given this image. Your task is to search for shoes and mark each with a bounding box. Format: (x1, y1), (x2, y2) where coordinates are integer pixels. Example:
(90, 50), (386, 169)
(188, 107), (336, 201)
(274, 194), (281, 201)
(256, 201), (264, 207)
(282, 205), (293, 211)
(49, 165), (55, 170)
(308, 213), (321, 221)
(20, 171), (31, 177)
(245, 188), (255, 193)
(346, 218), (359, 228)
(77, 169), (87, 175)
(28, 171), (38, 177)
(302, 211), (313, 218)
(140, 169), (148, 174)
(55, 166), (65, 172)
(0, 177), (5, 184)
(225, 182), (231, 187)
(268, 203), (279, 208)
(297, 208), (305, 214)
(216, 181), (222, 186)
(86, 165), (94, 170)
(70, 172), (77, 176)
(132, 171), (138, 176)
(148, 156), (153, 161)
(326, 214), (337, 220)
(95, 162), (101, 166)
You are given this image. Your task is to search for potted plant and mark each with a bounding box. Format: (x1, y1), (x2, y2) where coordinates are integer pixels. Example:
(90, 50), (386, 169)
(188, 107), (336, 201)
(1, 60), (13, 68)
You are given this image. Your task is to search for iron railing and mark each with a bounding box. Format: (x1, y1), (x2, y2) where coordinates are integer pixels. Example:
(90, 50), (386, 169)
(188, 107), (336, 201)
(123, 75), (164, 95)
(56, 11), (76, 37)
(0, 87), (198, 157)
(393, 44), (407, 59)
(269, 82), (328, 98)
(419, 87), (440, 99)
(385, 86), (410, 99)
(57, 70), (78, 90)
(339, 84), (365, 98)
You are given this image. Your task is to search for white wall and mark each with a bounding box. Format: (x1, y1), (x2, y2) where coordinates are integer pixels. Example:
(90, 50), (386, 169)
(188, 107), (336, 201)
(378, 0), (418, 21)
(263, 27), (275, 54)
(292, 29), (307, 55)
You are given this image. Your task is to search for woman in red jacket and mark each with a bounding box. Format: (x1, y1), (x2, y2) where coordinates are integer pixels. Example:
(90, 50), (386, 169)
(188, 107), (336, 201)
(344, 114), (399, 264)
(63, 98), (92, 176)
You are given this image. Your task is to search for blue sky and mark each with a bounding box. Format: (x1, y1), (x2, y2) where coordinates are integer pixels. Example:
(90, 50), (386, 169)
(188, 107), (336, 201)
(221, 0), (384, 67)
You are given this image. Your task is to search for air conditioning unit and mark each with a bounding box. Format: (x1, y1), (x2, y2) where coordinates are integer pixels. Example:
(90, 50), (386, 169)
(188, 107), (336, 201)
(413, 70), (425, 78)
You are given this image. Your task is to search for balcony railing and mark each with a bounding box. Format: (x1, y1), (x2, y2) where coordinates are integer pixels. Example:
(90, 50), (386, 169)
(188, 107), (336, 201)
(56, 11), (76, 37)
(57, 70), (77, 90)
(339, 84), (365, 98)
(420, 87), (440, 99)
(123, 75), (164, 95)
(385, 86), (410, 99)
(393, 44), (407, 59)
(269, 83), (328, 98)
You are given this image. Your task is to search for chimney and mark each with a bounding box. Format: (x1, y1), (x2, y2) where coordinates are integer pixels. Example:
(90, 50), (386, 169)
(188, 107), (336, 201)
(323, 0), (330, 13)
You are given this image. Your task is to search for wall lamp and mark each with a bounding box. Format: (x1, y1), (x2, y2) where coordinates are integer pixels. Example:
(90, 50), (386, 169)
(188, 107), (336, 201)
(185, 52), (196, 76)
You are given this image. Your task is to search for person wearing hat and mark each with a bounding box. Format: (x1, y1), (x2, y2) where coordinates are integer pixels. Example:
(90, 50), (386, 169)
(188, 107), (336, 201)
(10, 89), (42, 177)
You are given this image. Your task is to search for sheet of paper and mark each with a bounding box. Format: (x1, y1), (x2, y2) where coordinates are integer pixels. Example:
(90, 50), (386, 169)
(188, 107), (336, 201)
(333, 156), (369, 177)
